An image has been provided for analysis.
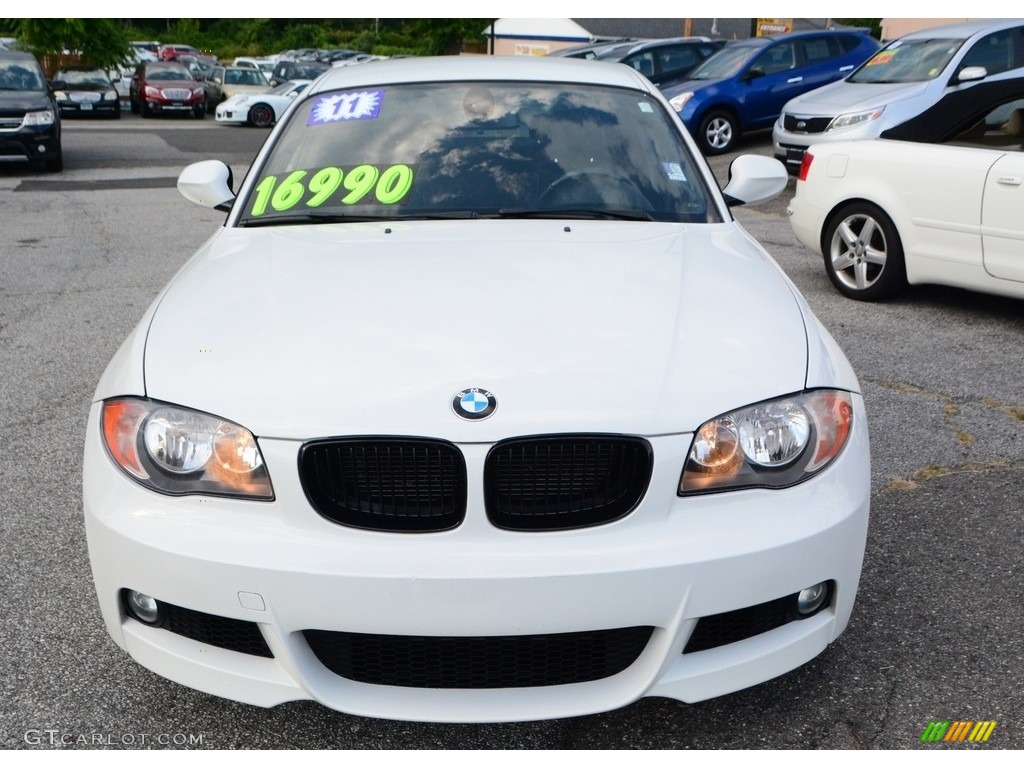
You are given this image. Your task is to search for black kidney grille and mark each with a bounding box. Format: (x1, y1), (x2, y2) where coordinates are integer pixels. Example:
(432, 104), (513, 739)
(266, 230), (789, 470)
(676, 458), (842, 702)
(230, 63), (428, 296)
(304, 626), (653, 689)
(299, 439), (467, 532)
(161, 602), (274, 658)
(485, 436), (652, 530)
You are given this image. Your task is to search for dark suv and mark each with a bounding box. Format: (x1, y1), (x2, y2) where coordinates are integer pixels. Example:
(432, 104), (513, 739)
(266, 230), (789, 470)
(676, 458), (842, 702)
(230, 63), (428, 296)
(0, 51), (62, 172)
(596, 38), (727, 87)
(268, 60), (329, 88)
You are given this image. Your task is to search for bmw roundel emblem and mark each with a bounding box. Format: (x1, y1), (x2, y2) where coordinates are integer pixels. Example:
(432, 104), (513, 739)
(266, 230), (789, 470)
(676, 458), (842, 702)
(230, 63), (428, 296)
(453, 388), (497, 420)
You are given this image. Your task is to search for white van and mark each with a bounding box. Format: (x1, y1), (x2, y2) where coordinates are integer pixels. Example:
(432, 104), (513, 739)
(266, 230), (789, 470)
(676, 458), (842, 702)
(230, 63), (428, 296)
(773, 19), (1024, 171)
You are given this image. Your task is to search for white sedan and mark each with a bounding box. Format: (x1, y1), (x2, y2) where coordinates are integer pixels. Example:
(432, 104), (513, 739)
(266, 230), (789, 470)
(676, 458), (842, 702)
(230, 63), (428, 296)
(788, 84), (1024, 301)
(83, 56), (869, 723)
(214, 79), (310, 127)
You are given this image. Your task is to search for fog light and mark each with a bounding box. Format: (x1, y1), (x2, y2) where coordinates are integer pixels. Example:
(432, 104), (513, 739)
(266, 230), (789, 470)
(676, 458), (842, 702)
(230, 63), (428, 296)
(796, 582), (830, 616)
(125, 590), (161, 624)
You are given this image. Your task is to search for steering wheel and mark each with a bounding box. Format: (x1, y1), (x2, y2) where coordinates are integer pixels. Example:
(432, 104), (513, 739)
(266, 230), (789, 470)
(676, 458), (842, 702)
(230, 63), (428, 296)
(539, 170), (651, 210)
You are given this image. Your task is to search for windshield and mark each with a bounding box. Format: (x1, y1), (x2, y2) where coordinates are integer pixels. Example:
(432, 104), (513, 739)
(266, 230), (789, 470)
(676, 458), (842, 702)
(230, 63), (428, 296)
(236, 81), (719, 226)
(688, 44), (760, 80)
(0, 60), (46, 90)
(849, 38), (965, 83)
(57, 69), (110, 86)
(225, 68), (268, 86)
(149, 66), (192, 81)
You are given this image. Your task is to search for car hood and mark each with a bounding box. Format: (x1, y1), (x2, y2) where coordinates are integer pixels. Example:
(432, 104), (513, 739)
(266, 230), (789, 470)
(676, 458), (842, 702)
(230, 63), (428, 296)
(143, 220), (809, 441)
(660, 77), (723, 98)
(0, 90), (53, 111)
(783, 79), (929, 115)
(222, 84), (270, 97)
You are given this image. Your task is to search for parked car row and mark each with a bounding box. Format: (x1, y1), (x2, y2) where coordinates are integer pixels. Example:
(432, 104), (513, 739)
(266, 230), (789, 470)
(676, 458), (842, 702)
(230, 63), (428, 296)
(784, 18), (1024, 304)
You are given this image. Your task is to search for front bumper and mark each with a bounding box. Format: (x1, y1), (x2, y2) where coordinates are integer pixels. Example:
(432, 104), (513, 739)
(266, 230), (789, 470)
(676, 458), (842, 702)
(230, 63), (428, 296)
(0, 122), (59, 165)
(83, 397), (870, 722)
(214, 105), (245, 124)
(57, 100), (119, 117)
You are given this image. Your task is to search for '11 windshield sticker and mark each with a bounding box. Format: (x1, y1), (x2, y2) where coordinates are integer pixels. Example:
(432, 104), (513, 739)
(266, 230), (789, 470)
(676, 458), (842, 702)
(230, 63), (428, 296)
(308, 89), (384, 124)
(249, 164), (415, 216)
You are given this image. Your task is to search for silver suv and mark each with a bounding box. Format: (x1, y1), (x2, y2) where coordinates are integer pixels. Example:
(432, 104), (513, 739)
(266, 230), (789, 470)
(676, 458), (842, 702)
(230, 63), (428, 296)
(773, 19), (1024, 171)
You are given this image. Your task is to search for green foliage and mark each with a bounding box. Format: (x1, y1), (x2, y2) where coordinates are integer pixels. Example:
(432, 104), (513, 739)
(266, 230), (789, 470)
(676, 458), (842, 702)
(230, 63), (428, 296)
(1, 18), (494, 63)
(11, 18), (131, 67)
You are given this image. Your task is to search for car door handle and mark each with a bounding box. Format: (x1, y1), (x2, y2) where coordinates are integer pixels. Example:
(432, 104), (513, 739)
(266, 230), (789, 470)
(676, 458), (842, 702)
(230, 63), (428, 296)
(787, 77), (803, 83)
(996, 176), (1023, 186)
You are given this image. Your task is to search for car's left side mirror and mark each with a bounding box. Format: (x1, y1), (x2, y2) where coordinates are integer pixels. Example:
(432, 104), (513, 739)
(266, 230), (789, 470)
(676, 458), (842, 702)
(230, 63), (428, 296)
(721, 155), (788, 206)
(954, 66), (987, 84)
(178, 160), (235, 212)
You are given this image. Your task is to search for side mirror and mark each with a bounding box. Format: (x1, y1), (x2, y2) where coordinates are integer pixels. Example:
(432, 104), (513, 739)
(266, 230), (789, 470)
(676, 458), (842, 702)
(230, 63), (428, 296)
(178, 160), (235, 212)
(721, 155), (788, 206)
(742, 67), (765, 81)
(954, 65), (987, 84)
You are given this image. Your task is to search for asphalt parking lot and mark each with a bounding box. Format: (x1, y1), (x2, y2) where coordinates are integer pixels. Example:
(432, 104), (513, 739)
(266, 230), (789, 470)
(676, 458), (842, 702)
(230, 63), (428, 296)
(1, 112), (1022, 750)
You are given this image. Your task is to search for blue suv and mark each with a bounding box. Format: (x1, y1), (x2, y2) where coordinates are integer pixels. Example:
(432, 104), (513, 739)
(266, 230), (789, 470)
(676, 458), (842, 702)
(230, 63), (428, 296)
(661, 30), (879, 154)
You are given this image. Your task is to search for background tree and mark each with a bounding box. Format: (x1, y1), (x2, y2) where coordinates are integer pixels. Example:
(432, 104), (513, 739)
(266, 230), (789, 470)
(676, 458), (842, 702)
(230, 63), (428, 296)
(10, 18), (131, 68)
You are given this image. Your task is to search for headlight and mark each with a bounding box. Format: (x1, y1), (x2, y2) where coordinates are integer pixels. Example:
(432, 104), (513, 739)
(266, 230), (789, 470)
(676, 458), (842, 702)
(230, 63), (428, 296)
(23, 109), (55, 126)
(144, 85), (160, 97)
(53, 91), (69, 101)
(827, 107), (884, 131)
(194, 86), (204, 96)
(668, 92), (694, 111)
(679, 390), (853, 494)
(105, 89), (118, 100)
(100, 398), (274, 499)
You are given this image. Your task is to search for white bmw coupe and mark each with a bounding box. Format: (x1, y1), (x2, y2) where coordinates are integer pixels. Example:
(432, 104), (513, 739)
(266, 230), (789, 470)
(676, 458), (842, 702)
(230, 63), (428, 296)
(83, 56), (869, 723)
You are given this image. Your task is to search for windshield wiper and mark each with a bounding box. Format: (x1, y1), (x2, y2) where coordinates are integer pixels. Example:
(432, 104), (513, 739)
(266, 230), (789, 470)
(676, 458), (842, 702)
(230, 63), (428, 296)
(239, 211), (486, 227)
(496, 208), (657, 222)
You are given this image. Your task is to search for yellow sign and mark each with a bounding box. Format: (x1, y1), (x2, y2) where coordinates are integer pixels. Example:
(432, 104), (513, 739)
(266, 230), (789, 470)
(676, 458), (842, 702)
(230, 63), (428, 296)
(757, 18), (792, 36)
(515, 43), (550, 57)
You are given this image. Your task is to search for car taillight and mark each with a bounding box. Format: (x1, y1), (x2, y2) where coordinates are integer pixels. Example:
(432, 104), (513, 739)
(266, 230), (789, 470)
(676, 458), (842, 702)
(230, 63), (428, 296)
(798, 152), (814, 182)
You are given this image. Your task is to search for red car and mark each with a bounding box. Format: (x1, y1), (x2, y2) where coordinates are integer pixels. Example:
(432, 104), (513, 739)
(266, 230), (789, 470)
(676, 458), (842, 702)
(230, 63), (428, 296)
(158, 44), (200, 61)
(130, 62), (205, 118)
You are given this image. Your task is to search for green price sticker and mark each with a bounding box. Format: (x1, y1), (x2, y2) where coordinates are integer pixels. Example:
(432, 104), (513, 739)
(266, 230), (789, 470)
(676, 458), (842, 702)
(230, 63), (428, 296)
(250, 163), (415, 217)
